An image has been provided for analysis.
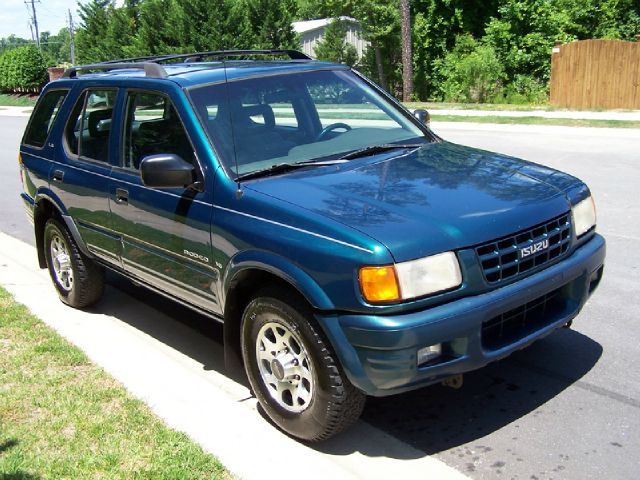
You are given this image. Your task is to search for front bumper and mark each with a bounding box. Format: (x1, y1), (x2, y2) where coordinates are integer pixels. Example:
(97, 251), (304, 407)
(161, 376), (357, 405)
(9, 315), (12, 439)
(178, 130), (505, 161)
(316, 234), (606, 397)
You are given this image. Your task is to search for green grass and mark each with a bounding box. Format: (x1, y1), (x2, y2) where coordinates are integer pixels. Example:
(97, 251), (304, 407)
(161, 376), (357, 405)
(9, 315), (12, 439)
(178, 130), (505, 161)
(0, 287), (229, 480)
(405, 101), (555, 111)
(0, 94), (37, 107)
(429, 114), (640, 128)
(404, 101), (640, 112)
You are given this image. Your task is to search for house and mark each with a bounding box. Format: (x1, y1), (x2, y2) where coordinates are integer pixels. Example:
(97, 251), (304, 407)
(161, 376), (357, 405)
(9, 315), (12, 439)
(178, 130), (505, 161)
(292, 17), (368, 59)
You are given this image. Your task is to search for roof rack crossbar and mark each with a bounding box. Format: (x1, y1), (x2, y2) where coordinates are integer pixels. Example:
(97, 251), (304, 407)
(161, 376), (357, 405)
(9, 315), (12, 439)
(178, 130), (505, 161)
(62, 62), (168, 79)
(101, 49), (312, 65)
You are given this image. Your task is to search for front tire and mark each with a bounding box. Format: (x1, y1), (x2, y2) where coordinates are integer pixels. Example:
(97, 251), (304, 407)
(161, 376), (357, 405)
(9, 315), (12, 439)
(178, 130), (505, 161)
(43, 218), (104, 308)
(241, 287), (365, 442)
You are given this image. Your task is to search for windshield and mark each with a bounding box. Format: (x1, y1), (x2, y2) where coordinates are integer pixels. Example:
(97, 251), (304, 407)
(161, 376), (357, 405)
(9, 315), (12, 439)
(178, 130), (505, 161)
(189, 69), (432, 177)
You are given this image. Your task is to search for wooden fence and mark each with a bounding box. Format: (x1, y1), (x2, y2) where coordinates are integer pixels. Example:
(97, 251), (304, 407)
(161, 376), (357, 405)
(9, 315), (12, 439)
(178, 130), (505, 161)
(550, 39), (640, 109)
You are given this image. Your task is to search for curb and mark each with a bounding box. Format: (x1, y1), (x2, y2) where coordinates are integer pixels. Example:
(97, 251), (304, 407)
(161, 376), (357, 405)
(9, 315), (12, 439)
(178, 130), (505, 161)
(0, 232), (469, 480)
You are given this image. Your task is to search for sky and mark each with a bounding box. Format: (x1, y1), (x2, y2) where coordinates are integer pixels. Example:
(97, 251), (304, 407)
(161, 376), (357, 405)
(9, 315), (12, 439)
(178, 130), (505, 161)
(0, 0), (123, 40)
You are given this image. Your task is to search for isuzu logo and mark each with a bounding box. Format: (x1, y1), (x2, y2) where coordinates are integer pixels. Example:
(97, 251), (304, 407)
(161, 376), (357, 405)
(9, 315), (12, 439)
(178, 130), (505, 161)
(520, 239), (549, 258)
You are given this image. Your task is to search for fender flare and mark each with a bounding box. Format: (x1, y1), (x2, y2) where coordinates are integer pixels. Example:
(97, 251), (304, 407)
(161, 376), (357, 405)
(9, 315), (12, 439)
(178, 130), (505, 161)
(221, 250), (336, 371)
(222, 249), (335, 311)
(34, 190), (93, 261)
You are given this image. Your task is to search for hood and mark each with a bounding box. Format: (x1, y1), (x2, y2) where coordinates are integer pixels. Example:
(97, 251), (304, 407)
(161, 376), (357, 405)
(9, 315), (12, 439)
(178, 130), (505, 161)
(247, 141), (581, 262)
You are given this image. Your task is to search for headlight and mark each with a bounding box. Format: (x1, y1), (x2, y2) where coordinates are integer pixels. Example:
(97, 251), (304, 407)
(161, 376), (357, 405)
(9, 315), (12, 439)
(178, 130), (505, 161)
(359, 251), (462, 303)
(572, 195), (596, 237)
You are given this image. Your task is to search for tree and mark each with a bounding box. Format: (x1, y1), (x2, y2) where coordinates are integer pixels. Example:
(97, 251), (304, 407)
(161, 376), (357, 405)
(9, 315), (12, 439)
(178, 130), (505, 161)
(295, 0), (400, 91)
(313, 19), (358, 66)
(483, 0), (575, 83)
(399, 0), (413, 101)
(244, 0), (300, 49)
(134, 0), (183, 55)
(0, 35), (31, 55)
(76, 0), (114, 62)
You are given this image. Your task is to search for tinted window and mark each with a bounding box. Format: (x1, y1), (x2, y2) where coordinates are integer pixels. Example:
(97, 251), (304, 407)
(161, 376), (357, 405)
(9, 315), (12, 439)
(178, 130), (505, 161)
(65, 89), (116, 162)
(65, 92), (86, 156)
(190, 70), (428, 177)
(123, 91), (194, 171)
(23, 90), (67, 147)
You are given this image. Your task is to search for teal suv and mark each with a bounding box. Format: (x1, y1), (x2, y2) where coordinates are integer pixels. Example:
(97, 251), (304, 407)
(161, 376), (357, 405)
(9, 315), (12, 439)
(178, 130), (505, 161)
(19, 50), (605, 441)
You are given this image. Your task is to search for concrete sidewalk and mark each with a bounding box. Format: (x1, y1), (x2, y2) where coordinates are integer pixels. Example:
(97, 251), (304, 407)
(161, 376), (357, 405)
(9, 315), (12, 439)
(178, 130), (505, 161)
(4, 104), (640, 121)
(0, 232), (468, 480)
(0, 106), (33, 117)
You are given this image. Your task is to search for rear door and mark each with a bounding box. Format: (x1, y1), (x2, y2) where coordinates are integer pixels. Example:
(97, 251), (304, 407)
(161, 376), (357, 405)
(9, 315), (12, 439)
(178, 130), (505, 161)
(52, 87), (121, 265)
(109, 88), (219, 313)
(20, 88), (69, 222)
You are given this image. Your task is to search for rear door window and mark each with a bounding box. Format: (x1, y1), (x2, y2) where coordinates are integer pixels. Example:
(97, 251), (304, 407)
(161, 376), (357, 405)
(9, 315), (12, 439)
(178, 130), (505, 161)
(64, 89), (117, 162)
(23, 90), (68, 148)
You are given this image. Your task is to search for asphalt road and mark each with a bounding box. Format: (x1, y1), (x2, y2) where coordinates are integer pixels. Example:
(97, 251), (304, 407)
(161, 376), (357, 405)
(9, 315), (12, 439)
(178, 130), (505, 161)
(2, 116), (639, 479)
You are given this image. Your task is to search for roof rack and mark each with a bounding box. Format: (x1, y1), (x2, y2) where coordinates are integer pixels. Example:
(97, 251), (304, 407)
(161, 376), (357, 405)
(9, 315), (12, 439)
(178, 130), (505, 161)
(62, 62), (168, 79)
(62, 49), (312, 79)
(104, 49), (311, 64)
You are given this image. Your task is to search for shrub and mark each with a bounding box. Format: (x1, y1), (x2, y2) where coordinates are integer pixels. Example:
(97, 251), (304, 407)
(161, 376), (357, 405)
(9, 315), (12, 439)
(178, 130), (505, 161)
(0, 45), (48, 93)
(494, 74), (549, 104)
(434, 35), (505, 103)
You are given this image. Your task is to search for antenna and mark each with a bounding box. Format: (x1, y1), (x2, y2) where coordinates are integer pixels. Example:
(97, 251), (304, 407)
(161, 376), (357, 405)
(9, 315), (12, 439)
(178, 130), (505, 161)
(221, 60), (242, 198)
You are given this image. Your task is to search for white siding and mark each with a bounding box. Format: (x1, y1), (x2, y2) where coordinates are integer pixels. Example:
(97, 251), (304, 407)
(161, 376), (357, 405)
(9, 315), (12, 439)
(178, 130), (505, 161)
(295, 19), (369, 60)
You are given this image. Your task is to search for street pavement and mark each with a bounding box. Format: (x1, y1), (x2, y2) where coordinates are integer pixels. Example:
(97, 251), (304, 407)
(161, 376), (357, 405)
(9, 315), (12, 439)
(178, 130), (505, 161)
(2, 114), (639, 479)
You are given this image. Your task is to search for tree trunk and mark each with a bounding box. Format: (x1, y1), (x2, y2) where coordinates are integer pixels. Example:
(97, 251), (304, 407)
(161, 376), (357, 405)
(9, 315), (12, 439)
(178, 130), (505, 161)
(374, 45), (388, 91)
(400, 0), (413, 102)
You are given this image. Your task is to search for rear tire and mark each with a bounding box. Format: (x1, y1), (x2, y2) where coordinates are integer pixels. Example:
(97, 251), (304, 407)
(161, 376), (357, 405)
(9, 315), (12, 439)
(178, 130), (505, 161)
(241, 286), (365, 442)
(43, 218), (104, 308)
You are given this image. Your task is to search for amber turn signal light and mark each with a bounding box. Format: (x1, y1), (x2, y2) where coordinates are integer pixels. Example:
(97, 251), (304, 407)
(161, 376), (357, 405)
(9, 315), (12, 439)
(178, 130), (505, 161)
(359, 265), (400, 303)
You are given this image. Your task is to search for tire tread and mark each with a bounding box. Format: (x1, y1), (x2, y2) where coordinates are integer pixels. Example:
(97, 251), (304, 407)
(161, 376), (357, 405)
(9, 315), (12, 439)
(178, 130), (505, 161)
(44, 218), (104, 308)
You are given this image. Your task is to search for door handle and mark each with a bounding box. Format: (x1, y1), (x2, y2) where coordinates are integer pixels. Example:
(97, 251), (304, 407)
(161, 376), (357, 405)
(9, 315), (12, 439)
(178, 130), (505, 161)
(115, 188), (129, 204)
(52, 170), (64, 182)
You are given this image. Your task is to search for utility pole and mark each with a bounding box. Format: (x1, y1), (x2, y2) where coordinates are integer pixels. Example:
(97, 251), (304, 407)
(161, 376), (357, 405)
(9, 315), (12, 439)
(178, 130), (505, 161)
(68, 9), (76, 64)
(25, 0), (41, 49)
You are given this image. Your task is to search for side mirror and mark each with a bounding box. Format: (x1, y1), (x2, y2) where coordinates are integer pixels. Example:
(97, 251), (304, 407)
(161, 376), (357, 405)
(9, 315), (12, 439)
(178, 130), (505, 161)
(413, 109), (431, 126)
(140, 154), (195, 189)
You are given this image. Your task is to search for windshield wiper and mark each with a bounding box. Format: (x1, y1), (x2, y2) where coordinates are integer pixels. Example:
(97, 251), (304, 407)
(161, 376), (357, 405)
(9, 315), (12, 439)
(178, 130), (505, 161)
(236, 159), (348, 181)
(338, 143), (424, 161)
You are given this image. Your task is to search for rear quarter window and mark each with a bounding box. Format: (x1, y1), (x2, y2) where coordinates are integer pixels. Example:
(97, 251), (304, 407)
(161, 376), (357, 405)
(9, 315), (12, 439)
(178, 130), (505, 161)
(23, 90), (68, 148)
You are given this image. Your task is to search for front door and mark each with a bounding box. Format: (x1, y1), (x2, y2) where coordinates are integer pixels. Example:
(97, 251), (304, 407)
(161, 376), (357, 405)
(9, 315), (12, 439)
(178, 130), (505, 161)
(109, 89), (219, 313)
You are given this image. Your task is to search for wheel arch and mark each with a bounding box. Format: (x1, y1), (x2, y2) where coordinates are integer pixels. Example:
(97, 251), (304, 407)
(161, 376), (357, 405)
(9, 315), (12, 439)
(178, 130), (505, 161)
(222, 252), (335, 371)
(33, 192), (91, 268)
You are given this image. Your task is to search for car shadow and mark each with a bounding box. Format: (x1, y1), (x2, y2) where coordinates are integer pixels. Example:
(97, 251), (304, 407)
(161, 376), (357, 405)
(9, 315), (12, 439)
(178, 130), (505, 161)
(99, 272), (601, 460)
(0, 439), (19, 454)
(0, 438), (41, 480)
(319, 327), (602, 457)
(99, 272), (248, 386)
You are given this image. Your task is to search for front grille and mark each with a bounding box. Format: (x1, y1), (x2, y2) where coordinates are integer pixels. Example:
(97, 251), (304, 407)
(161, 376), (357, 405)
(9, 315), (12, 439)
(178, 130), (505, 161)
(481, 288), (567, 351)
(476, 213), (571, 284)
